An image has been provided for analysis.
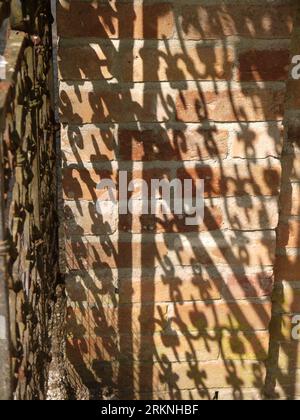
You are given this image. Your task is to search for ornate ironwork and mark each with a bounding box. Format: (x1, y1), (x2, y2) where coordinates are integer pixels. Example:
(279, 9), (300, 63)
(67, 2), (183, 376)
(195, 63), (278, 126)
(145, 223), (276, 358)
(0, 0), (58, 400)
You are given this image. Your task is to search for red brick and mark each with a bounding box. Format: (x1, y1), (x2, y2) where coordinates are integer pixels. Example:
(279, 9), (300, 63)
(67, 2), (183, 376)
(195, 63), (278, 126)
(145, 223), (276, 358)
(63, 169), (279, 233)
(231, 124), (283, 159)
(286, 80), (300, 109)
(117, 360), (266, 396)
(64, 199), (222, 236)
(59, 42), (234, 82)
(117, 303), (170, 335)
(57, 0), (298, 395)
(66, 232), (276, 271)
(223, 272), (274, 300)
(276, 254), (300, 282)
(67, 298), (271, 337)
(278, 219), (300, 248)
(66, 332), (120, 363)
(57, 1), (175, 39)
(118, 196), (278, 234)
(117, 333), (220, 363)
(61, 126), (117, 164)
(177, 163), (281, 198)
(119, 203), (224, 234)
(169, 360), (266, 391)
(119, 268), (222, 304)
(58, 43), (115, 81)
(60, 83), (167, 124)
(59, 83), (285, 124)
(66, 329), (217, 365)
(63, 167), (173, 201)
(176, 86), (285, 123)
(119, 127), (229, 162)
(135, 43), (234, 82)
(64, 201), (118, 236)
(172, 300), (272, 332)
(180, 3), (294, 40)
(238, 49), (290, 82)
(62, 167), (117, 201)
(281, 183), (300, 217)
(221, 331), (270, 361)
(221, 196), (279, 231)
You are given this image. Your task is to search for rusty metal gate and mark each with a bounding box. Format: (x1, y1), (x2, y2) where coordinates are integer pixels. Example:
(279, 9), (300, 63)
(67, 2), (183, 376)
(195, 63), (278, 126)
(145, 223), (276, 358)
(0, 0), (58, 400)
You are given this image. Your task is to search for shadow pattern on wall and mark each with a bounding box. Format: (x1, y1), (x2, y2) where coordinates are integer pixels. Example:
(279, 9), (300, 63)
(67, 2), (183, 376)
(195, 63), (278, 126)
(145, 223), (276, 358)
(57, 0), (300, 400)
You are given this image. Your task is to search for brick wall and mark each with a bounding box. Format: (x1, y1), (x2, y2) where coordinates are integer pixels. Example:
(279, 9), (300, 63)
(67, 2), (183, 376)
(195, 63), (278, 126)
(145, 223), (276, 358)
(57, 0), (299, 400)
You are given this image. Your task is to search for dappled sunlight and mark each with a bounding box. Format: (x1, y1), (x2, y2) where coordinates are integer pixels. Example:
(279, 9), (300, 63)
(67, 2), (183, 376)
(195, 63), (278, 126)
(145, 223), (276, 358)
(57, 0), (300, 400)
